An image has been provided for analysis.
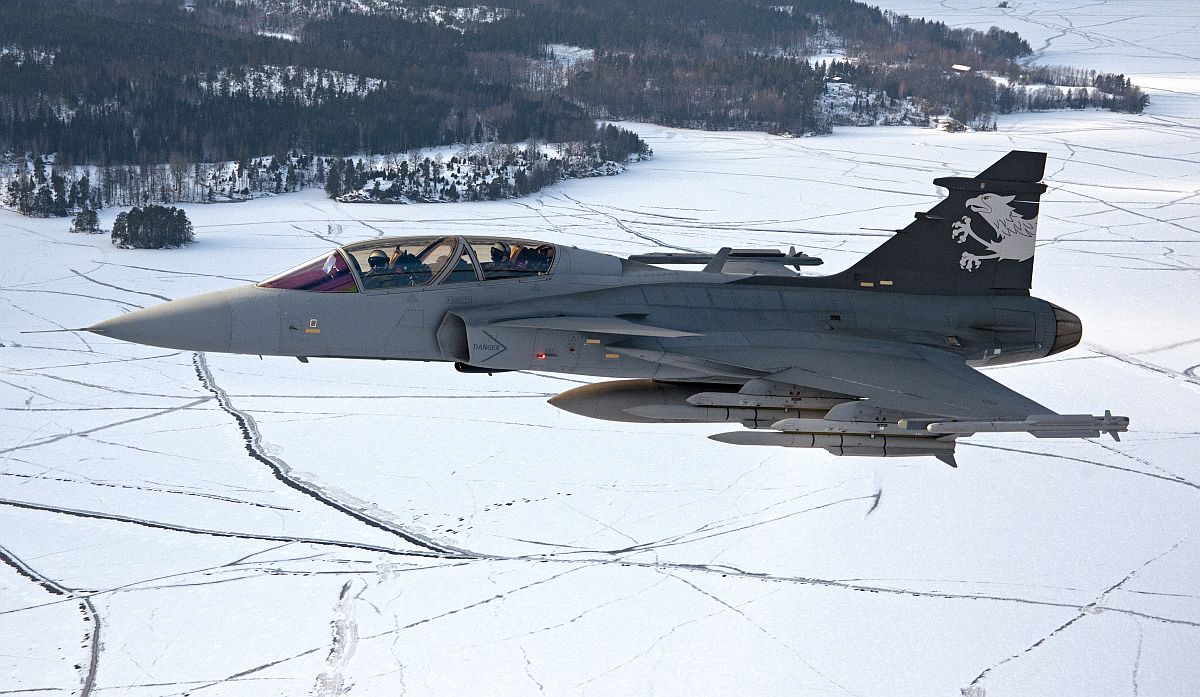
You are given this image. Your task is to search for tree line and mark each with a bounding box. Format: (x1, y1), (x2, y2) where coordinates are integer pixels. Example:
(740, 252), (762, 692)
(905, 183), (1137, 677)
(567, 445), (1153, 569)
(3, 152), (324, 217)
(0, 0), (597, 167)
(327, 123), (651, 203)
(0, 0), (1150, 219)
(6, 124), (651, 216)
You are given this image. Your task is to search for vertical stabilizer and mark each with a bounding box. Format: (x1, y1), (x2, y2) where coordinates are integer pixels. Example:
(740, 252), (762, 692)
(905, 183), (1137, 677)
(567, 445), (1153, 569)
(832, 150), (1048, 295)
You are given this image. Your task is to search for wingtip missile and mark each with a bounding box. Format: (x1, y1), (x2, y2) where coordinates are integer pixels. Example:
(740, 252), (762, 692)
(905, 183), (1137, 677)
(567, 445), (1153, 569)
(923, 413), (1129, 439)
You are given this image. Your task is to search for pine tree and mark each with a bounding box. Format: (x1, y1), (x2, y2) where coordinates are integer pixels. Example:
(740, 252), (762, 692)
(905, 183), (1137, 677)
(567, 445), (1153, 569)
(325, 159), (342, 197)
(71, 209), (100, 233)
(170, 208), (194, 246)
(112, 211), (129, 246)
(51, 173), (68, 216)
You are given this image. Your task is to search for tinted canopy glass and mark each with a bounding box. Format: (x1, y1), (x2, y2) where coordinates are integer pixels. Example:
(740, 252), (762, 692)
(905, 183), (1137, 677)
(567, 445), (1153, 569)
(466, 238), (555, 280)
(344, 237), (459, 290)
(258, 251), (357, 292)
(258, 236), (557, 293)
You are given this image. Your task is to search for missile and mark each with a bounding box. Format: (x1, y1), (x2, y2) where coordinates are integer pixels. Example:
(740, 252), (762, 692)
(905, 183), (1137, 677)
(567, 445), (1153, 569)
(918, 411), (1129, 441)
(709, 431), (958, 465)
(623, 404), (826, 427)
(769, 417), (914, 436)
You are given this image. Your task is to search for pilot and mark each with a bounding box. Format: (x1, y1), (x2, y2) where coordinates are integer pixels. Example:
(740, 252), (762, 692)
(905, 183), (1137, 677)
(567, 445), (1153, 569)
(490, 242), (510, 268)
(532, 245), (554, 272)
(512, 246), (542, 271)
(365, 250), (390, 274)
(362, 249), (392, 288)
(391, 249), (431, 286)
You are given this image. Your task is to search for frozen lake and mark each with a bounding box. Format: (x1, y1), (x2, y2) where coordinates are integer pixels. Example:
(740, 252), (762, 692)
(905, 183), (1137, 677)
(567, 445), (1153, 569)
(2, 2), (1198, 695)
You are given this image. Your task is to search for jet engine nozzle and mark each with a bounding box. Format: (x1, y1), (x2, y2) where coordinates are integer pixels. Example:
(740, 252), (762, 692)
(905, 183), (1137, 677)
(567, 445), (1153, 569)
(1048, 303), (1082, 356)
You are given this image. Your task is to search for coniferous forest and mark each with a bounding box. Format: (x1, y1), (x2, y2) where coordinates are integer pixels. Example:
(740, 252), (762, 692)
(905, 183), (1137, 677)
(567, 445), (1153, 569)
(110, 205), (194, 249)
(0, 0), (1150, 218)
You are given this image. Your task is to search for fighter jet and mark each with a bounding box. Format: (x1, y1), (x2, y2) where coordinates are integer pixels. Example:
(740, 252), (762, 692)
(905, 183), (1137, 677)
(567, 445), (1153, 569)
(87, 150), (1128, 465)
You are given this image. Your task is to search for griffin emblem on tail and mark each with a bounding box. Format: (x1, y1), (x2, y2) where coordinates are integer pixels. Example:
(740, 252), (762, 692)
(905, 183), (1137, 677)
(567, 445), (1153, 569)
(951, 193), (1038, 271)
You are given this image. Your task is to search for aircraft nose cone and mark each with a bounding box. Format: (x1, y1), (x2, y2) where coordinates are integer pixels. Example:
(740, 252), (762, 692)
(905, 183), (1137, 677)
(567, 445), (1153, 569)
(88, 288), (234, 353)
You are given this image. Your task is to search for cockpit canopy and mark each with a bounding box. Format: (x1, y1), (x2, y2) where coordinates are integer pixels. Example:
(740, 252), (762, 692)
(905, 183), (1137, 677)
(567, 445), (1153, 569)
(258, 236), (557, 292)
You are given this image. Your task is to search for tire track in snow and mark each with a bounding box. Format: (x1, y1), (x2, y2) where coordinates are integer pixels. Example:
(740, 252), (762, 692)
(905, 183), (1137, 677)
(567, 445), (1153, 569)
(0, 543), (101, 697)
(1132, 620), (1144, 696)
(491, 553), (1200, 629)
(0, 497), (415, 557)
(668, 572), (862, 697)
(313, 580), (361, 697)
(95, 260), (257, 283)
(192, 352), (478, 558)
(4, 351), (182, 376)
(167, 565), (586, 696)
(0, 471), (296, 512)
(1, 287), (142, 311)
(69, 269), (172, 303)
(1, 296), (94, 352)
(966, 534), (1192, 690)
(1089, 344), (1200, 388)
(963, 442), (1200, 492)
(0, 398), (212, 455)
(558, 193), (704, 253)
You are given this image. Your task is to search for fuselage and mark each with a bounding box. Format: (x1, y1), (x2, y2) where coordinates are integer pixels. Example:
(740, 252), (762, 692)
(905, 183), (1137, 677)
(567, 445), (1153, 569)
(88, 234), (1080, 384)
(84, 149), (1128, 460)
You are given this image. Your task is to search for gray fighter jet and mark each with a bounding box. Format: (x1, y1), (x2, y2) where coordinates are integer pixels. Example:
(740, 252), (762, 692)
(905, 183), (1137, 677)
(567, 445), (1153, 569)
(87, 150), (1128, 465)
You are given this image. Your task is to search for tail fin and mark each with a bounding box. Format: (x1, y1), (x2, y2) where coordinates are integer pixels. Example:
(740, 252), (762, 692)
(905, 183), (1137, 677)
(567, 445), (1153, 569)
(836, 150), (1047, 295)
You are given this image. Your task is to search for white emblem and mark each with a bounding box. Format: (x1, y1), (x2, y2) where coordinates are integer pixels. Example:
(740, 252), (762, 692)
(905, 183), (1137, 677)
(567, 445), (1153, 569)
(950, 193), (1037, 272)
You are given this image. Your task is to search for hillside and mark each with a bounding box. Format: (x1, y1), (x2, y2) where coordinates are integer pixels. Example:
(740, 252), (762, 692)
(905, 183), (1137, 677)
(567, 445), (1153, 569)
(0, 0), (1148, 216)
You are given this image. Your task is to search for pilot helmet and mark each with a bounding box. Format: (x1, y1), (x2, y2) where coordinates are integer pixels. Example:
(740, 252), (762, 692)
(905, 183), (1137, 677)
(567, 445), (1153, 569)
(367, 250), (388, 269)
(490, 242), (509, 264)
(392, 251), (420, 271)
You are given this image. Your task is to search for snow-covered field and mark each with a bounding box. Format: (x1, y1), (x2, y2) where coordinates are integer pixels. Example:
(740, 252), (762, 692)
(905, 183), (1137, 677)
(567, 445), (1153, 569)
(2, 2), (1198, 695)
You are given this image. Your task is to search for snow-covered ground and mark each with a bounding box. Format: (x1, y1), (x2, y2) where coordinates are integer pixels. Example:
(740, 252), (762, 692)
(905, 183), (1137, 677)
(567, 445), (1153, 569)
(2, 2), (1199, 695)
(199, 66), (386, 103)
(528, 44), (595, 90)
